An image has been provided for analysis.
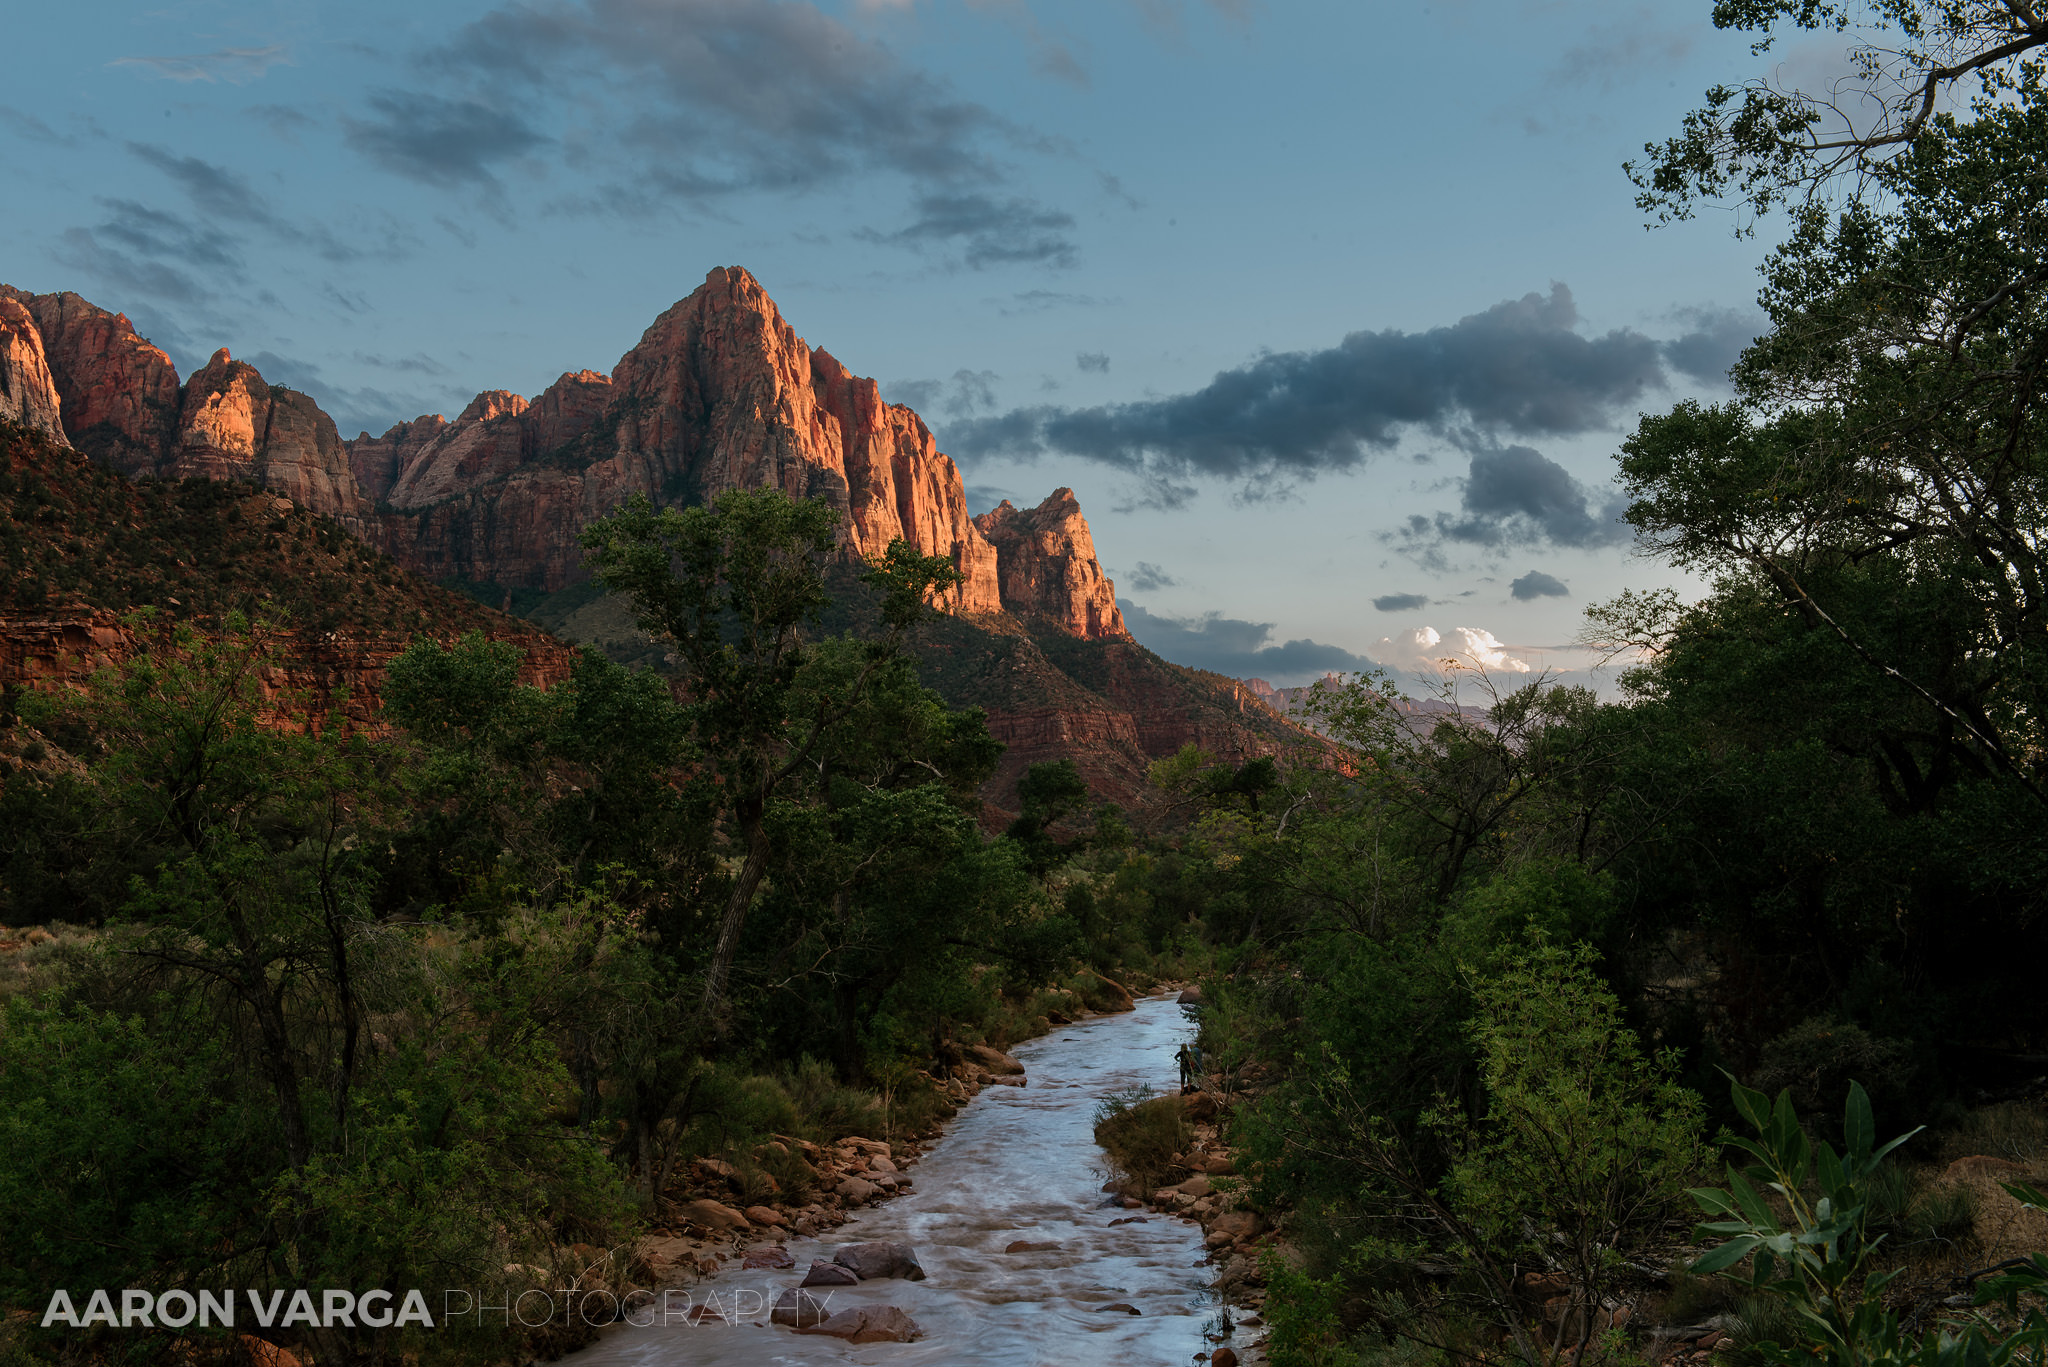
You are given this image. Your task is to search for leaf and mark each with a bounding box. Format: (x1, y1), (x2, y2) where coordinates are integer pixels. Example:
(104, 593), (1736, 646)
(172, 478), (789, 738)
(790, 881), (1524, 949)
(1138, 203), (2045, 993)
(1692, 1234), (1764, 1274)
(1729, 1072), (1773, 1132)
(1844, 1080), (1875, 1158)
(1690, 1187), (1742, 1216)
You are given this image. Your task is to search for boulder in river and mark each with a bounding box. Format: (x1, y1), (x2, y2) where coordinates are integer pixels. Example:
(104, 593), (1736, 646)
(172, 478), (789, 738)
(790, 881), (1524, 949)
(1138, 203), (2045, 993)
(967, 1044), (1025, 1075)
(835, 1175), (879, 1202)
(799, 1259), (860, 1287)
(832, 1240), (927, 1281)
(1005, 1240), (1061, 1253)
(793, 1305), (925, 1343)
(769, 1289), (836, 1328)
(741, 1245), (794, 1269)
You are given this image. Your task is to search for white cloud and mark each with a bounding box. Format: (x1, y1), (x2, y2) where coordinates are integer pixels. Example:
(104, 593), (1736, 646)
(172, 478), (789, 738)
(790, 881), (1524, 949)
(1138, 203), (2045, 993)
(1371, 625), (1534, 675)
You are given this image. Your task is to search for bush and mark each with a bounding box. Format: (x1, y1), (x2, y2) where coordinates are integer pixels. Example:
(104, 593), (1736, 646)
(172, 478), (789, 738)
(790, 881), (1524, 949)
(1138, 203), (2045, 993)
(1093, 1086), (1191, 1195)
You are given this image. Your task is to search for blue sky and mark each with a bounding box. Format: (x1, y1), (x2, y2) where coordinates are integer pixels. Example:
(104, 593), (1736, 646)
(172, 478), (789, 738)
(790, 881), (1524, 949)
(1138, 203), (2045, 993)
(2, 0), (1794, 689)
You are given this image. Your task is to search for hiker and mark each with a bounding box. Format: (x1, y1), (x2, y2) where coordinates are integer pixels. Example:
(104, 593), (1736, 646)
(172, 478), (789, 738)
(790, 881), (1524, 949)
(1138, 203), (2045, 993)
(1175, 1042), (1202, 1093)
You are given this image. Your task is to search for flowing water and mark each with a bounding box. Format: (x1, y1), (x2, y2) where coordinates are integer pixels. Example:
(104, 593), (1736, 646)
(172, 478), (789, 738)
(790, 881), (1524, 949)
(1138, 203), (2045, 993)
(561, 994), (1245, 1367)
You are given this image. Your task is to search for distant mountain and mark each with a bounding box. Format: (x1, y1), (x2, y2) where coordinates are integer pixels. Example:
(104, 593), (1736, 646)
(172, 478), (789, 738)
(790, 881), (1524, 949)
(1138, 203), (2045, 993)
(0, 268), (1313, 812)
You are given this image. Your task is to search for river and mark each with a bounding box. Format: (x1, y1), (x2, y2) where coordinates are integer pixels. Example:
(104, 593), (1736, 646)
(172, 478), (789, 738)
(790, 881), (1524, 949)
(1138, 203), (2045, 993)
(560, 993), (1246, 1366)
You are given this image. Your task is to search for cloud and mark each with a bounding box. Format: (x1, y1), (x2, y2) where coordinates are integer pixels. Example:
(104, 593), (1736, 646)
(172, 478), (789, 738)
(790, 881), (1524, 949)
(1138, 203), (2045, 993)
(1372, 592), (1430, 612)
(1120, 599), (1372, 685)
(1510, 570), (1570, 600)
(344, 92), (548, 186)
(885, 369), (1001, 419)
(865, 193), (1077, 269)
(944, 283), (1667, 494)
(1662, 304), (1763, 386)
(1123, 561), (1176, 592)
(342, 0), (1077, 263)
(53, 226), (211, 306)
(112, 45), (291, 85)
(998, 290), (1109, 315)
(1075, 351), (1109, 373)
(963, 482), (1013, 514)
(1401, 444), (1631, 555)
(244, 350), (472, 440)
(1372, 625), (1533, 675)
(1546, 14), (1694, 92)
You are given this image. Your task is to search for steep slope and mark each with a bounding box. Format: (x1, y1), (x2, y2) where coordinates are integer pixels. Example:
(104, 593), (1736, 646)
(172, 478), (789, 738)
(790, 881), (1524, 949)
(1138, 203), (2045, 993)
(0, 298), (66, 442)
(0, 420), (570, 732)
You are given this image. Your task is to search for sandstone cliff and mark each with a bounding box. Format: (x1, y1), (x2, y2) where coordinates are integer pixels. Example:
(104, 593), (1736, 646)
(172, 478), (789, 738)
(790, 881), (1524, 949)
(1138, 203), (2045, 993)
(0, 297), (66, 442)
(356, 268), (1009, 615)
(0, 288), (179, 471)
(974, 489), (1127, 639)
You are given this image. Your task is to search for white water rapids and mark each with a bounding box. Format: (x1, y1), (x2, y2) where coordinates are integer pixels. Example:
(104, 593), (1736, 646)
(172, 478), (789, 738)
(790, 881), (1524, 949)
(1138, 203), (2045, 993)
(560, 994), (1250, 1366)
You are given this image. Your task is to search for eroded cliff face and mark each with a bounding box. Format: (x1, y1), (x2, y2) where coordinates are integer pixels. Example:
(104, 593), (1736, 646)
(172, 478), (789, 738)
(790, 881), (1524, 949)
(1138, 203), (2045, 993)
(0, 607), (573, 738)
(3, 268), (1126, 642)
(357, 267), (1007, 612)
(0, 297), (66, 442)
(974, 489), (1127, 639)
(0, 288), (179, 472)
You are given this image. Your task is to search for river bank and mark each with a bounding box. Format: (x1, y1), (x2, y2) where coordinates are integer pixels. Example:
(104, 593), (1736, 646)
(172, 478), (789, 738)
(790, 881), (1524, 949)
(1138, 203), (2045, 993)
(559, 993), (1266, 1366)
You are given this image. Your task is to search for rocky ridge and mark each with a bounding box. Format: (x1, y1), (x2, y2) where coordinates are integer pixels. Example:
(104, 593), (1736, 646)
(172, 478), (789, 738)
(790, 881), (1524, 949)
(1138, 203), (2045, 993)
(1, 270), (1312, 813)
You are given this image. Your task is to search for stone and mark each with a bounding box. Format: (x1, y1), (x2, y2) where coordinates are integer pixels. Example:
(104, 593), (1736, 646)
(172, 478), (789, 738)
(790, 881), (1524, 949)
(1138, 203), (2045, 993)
(799, 1260), (860, 1288)
(834, 1176), (879, 1203)
(1005, 1240), (1061, 1254)
(632, 1235), (695, 1280)
(1184, 1092), (1221, 1122)
(867, 1153), (898, 1174)
(1208, 1210), (1263, 1241)
(740, 1245), (794, 1269)
(1213, 1347), (1240, 1367)
(237, 1335), (306, 1367)
(831, 1241), (927, 1281)
(974, 490), (1128, 639)
(1110, 1217), (1149, 1226)
(1096, 1303), (1142, 1315)
(769, 1288), (837, 1329)
(1177, 985), (1206, 1006)
(1175, 1175), (1214, 1199)
(793, 1305), (924, 1343)
(967, 1044), (1026, 1075)
(676, 1198), (751, 1233)
(745, 1205), (785, 1227)
(0, 297), (67, 443)
(0, 287), (180, 473)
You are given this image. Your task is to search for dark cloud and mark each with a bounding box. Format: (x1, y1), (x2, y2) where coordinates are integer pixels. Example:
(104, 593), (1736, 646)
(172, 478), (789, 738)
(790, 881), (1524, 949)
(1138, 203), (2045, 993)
(1396, 445), (1630, 559)
(1120, 599), (1372, 685)
(1076, 351), (1110, 373)
(1372, 592), (1430, 612)
(944, 284), (1667, 492)
(866, 194), (1077, 270)
(0, 105), (70, 146)
(1510, 570), (1570, 600)
(342, 0), (1077, 265)
(111, 45), (291, 85)
(1123, 561), (1176, 592)
(1662, 304), (1763, 386)
(127, 144), (276, 226)
(53, 224), (213, 306)
(89, 198), (242, 271)
(343, 92), (547, 186)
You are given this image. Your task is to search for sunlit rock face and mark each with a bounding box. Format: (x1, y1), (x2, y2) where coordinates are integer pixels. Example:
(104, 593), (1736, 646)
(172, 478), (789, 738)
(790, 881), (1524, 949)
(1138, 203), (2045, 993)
(0, 288), (180, 471)
(974, 489), (1128, 640)
(0, 296), (67, 442)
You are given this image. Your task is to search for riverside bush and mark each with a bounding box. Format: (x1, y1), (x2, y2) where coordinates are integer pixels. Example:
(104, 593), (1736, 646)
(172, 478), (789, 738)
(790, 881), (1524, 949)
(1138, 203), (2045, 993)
(1094, 1086), (1193, 1195)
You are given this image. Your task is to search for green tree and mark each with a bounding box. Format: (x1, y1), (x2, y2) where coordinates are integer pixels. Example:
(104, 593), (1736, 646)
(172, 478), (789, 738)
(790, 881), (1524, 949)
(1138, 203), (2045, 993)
(579, 489), (966, 1023)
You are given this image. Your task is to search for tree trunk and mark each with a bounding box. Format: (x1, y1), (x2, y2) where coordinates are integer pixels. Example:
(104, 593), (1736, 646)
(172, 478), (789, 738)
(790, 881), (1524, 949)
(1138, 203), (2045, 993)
(700, 798), (771, 1024)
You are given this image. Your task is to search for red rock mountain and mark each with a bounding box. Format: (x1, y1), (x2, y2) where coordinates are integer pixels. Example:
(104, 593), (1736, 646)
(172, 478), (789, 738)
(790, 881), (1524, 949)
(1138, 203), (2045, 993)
(2, 267), (1308, 814)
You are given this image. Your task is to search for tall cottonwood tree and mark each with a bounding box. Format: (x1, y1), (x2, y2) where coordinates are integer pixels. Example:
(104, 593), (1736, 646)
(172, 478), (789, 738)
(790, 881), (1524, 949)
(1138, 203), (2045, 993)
(580, 488), (966, 1024)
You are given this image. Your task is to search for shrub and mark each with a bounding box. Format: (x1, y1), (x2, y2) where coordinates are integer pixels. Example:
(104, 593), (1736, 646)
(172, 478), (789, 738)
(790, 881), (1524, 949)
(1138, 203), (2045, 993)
(1093, 1086), (1191, 1195)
